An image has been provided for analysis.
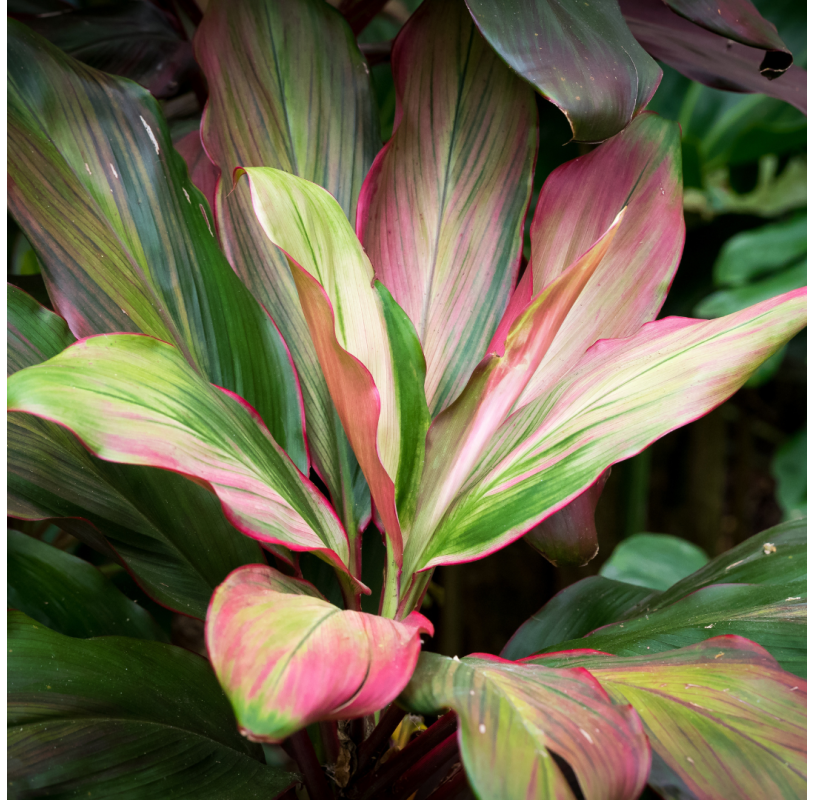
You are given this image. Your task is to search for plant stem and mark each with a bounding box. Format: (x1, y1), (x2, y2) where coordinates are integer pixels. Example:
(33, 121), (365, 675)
(352, 710), (457, 799)
(355, 703), (406, 774)
(396, 569), (433, 619)
(380, 537), (402, 618)
(285, 729), (334, 800)
(319, 720), (340, 765)
(390, 733), (458, 800)
(425, 767), (468, 800)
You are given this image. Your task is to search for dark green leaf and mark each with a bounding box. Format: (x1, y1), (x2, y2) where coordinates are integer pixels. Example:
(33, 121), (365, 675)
(772, 432), (807, 521)
(501, 577), (655, 660)
(599, 533), (710, 590)
(7, 611), (297, 798)
(8, 530), (167, 641)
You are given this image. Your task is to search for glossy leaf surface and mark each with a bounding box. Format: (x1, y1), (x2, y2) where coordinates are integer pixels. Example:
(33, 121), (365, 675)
(240, 167), (431, 584)
(599, 533), (710, 590)
(621, 0), (806, 113)
(8, 529), (166, 641)
(7, 335), (353, 575)
(400, 651), (650, 800)
(197, 0), (378, 533)
(357, 0), (537, 415)
(418, 289), (806, 571)
(464, 0), (662, 142)
(535, 638), (806, 799)
(207, 565), (433, 742)
(8, 611), (296, 798)
(502, 577), (655, 660)
(7, 286), (265, 618)
(7, 21), (306, 468)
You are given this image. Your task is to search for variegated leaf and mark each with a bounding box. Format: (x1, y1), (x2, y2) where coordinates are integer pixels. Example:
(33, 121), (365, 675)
(7, 20), (307, 470)
(399, 652), (650, 800)
(535, 638), (806, 799)
(357, 0), (537, 416)
(412, 289), (806, 572)
(207, 564), (432, 742)
(196, 0), (379, 535)
(7, 335), (356, 581)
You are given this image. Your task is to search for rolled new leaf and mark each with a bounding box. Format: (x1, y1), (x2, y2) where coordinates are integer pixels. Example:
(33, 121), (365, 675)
(399, 652), (650, 800)
(463, 0), (662, 142)
(206, 564), (433, 742)
(7, 334), (355, 580)
(535, 638), (807, 798)
(417, 289), (806, 571)
(357, 0), (537, 416)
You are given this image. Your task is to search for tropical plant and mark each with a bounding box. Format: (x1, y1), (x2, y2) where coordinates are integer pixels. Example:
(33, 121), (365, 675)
(6, 0), (807, 797)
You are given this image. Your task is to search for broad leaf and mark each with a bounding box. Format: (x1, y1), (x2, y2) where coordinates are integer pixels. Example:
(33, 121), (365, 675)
(239, 168), (431, 606)
(404, 213), (625, 578)
(502, 577), (655, 660)
(175, 128), (219, 214)
(197, 0), (379, 534)
(516, 112), (685, 409)
(463, 0), (662, 142)
(523, 468), (609, 566)
(8, 529), (166, 641)
(7, 284), (266, 618)
(207, 565), (433, 742)
(7, 21), (307, 469)
(7, 335), (355, 579)
(599, 533), (710, 590)
(399, 651), (650, 800)
(11, 0), (196, 98)
(8, 611), (297, 798)
(621, 0), (806, 113)
(357, 0), (537, 415)
(416, 289), (806, 571)
(535, 638), (806, 799)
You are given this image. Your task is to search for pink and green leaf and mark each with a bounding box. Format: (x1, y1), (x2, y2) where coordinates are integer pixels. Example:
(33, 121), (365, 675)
(621, 0), (806, 113)
(7, 334), (355, 579)
(7, 21), (307, 471)
(463, 0), (662, 142)
(416, 289), (806, 571)
(196, 0), (379, 534)
(206, 564), (433, 742)
(404, 214), (624, 577)
(399, 651), (650, 800)
(174, 129), (219, 214)
(239, 168), (431, 601)
(516, 112), (685, 409)
(357, 0), (537, 416)
(533, 638), (807, 799)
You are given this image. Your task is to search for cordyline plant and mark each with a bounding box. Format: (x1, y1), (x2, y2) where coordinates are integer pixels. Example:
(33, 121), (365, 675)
(6, 0), (808, 797)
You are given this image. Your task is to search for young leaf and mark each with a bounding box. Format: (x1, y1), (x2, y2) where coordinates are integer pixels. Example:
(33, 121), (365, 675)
(239, 168), (431, 601)
(417, 289), (806, 571)
(534, 638), (806, 799)
(206, 565), (433, 742)
(620, 0), (806, 113)
(7, 334), (355, 579)
(8, 611), (297, 798)
(357, 0), (537, 415)
(399, 652), (650, 800)
(197, 0), (379, 534)
(8, 285), (266, 618)
(7, 20), (307, 470)
(8, 530), (166, 641)
(463, 0), (662, 142)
